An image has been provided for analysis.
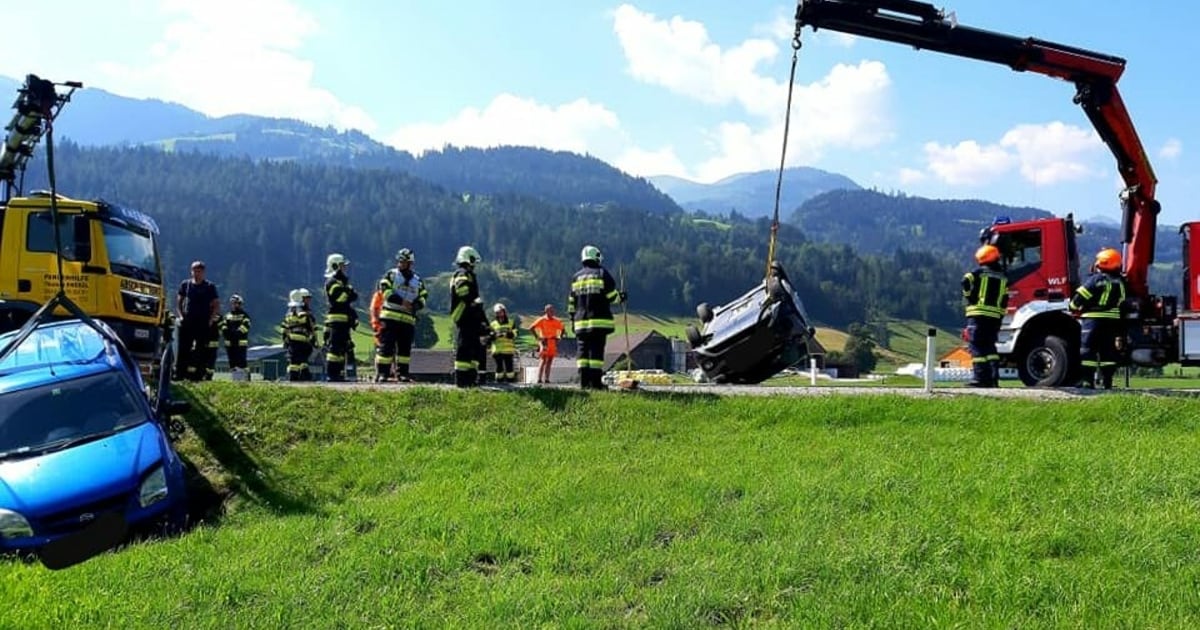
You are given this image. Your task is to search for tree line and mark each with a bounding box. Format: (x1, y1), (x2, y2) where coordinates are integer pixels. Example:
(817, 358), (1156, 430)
(26, 143), (967, 343)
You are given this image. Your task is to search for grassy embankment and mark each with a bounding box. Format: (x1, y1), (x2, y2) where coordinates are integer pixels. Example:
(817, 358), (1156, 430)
(5, 385), (1200, 626)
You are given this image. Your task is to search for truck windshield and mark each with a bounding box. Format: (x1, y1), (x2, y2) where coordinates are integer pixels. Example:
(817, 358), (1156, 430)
(0, 371), (147, 460)
(101, 221), (161, 284)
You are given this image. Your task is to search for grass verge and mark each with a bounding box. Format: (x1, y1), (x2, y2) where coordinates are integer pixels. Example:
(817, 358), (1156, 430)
(8, 386), (1200, 627)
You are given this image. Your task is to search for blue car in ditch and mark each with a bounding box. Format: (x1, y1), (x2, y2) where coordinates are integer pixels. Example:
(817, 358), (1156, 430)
(0, 319), (188, 567)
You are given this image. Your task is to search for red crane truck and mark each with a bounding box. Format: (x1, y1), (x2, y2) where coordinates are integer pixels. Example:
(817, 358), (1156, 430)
(793, 0), (1200, 386)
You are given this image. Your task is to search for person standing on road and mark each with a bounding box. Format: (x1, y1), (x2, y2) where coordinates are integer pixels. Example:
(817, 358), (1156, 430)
(221, 294), (252, 379)
(323, 253), (359, 382)
(175, 260), (219, 382)
(282, 288), (317, 381)
(490, 303), (517, 383)
(450, 246), (488, 388)
(529, 303), (565, 384)
(375, 248), (428, 383)
(1069, 248), (1128, 389)
(961, 244), (1008, 388)
(568, 245), (626, 390)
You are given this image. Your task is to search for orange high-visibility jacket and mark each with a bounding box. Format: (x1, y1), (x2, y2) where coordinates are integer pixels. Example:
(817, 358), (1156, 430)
(369, 290), (384, 332)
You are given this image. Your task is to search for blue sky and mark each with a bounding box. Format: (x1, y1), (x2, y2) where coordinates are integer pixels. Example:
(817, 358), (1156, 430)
(4, 0), (1195, 225)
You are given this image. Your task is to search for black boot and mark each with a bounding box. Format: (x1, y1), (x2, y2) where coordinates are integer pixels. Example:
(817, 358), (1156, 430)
(1100, 368), (1115, 390)
(967, 363), (991, 388)
(988, 361), (1001, 388)
(327, 362), (345, 382)
(1078, 366), (1096, 389)
(578, 368), (589, 389)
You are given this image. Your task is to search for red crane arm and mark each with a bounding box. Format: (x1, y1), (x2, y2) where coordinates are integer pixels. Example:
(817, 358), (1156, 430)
(794, 0), (1160, 296)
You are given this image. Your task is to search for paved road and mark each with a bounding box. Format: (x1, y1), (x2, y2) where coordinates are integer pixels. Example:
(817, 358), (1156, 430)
(265, 381), (1200, 399)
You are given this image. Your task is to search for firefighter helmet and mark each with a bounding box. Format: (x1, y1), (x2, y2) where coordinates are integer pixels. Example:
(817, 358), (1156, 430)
(1095, 248), (1122, 272)
(455, 246), (481, 265)
(581, 245), (602, 263)
(493, 303), (506, 314)
(396, 248), (414, 263)
(326, 253), (349, 272)
(230, 294), (243, 304)
(296, 288), (312, 299)
(975, 244), (1000, 265)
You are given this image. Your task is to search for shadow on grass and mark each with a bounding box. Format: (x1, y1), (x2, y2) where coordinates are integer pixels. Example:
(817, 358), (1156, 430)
(511, 384), (722, 411)
(176, 387), (318, 519)
(511, 386), (589, 412)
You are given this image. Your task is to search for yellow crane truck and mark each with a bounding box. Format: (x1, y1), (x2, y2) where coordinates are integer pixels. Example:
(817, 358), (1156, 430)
(0, 74), (169, 370)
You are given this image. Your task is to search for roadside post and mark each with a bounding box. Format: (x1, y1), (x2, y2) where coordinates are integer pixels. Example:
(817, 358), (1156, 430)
(924, 327), (936, 393)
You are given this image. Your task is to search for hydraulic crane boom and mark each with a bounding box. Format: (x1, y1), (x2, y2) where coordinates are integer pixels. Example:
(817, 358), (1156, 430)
(794, 0), (1160, 298)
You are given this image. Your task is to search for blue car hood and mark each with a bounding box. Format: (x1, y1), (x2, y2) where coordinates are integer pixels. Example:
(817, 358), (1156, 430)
(0, 423), (164, 515)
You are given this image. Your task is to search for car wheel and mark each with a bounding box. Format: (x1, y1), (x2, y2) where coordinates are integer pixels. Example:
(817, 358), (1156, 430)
(696, 302), (714, 324)
(685, 324), (702, 348)
(1017, 334), (1072, 387)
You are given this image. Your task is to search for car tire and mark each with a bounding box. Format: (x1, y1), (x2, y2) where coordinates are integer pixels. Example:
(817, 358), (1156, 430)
(685, 324), (702, 348)
(696, 302), (714, 324)
(1017, 334), (1072, 387)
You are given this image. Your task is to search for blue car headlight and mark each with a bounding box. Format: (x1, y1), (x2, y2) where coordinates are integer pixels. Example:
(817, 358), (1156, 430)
(138, 466), (169, 508)
(0, 508), (32, 539)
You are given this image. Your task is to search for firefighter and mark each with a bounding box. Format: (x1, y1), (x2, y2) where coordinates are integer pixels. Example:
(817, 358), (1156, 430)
(490, 303), (517, 383)
(962, 244), (1008, 387)
(449, 245), (489, 388)
(282, 288), (317, 381)
(1069, 248), (1128, 389)
(568, 245), (626, 390)
(323, 253), (359, 382)
(376, 248), (428, 382)
(222, 294), (252, 379)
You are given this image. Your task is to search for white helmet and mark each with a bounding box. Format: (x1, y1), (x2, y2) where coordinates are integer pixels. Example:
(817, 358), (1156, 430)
(287, 289), (303, 306)
(581, 245), (602, 263)
(396, 248), (414, 263)
(326, 253), (349, 272)
(296, 288), (312, 299)
(455, 245), (481, 266)
(493, 303), (506, 314)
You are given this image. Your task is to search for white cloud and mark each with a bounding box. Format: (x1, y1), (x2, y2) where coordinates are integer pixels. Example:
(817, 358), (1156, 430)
(1160, 137), (1183, 160)
(387, 94), (622, 157)
(614, 146), (689, 179)
(897, 167), (927, 184)
(97, 0), (375, 132)
(923, 140), (1016, 186)
(999, 122), (1104, 185)
(613, 4), (891, 182)
(921, 122), (1104, 186)
(613, 4), (783, 118)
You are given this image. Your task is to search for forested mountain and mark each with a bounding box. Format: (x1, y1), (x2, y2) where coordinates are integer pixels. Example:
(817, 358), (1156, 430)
(0, 76), (680, 215)
(650, 167), (861, 218)
(24, 143), (965, 337)
(793, 189), (1183, 294)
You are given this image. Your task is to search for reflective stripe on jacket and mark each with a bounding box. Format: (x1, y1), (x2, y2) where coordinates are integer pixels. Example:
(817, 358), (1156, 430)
(962, 267), (1008, 319)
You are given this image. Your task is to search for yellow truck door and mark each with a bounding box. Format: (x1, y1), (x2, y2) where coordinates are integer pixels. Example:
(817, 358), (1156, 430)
(18, 208), (101, 313)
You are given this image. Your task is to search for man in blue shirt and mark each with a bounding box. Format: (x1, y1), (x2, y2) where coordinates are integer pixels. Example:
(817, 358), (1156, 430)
(175, 260), (219, 381)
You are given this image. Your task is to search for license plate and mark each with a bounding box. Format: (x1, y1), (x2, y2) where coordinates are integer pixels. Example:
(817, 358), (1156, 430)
(39, 512), (128, 570)
(134, 329), (150, 339)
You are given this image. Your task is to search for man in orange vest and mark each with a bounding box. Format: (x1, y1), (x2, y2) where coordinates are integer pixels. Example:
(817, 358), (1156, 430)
(528, 303), (566, 384)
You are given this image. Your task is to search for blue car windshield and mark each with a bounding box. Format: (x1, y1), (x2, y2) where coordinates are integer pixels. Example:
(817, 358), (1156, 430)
(0, 372), (146, 457)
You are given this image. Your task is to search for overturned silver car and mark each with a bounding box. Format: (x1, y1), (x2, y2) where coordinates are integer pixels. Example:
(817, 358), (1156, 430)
(684, 262), (817, 384)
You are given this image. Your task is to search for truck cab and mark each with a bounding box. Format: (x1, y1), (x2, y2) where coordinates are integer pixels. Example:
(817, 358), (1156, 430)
(0, 192), (166, 361)
(981, 216), (1084, 386)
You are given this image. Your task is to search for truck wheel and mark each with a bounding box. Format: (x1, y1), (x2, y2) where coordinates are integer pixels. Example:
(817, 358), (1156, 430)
(1017, 335), (1072, 387)
(696, 302), (714, 324)
(685, 324), (702, 348)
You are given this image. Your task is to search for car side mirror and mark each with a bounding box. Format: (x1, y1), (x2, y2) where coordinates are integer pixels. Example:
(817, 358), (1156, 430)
(166, 400), (191, 416)
(72, 215), (92, 263)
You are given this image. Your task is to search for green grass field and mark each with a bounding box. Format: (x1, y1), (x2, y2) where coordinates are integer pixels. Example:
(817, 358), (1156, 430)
(7, 385), (1200, 627)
